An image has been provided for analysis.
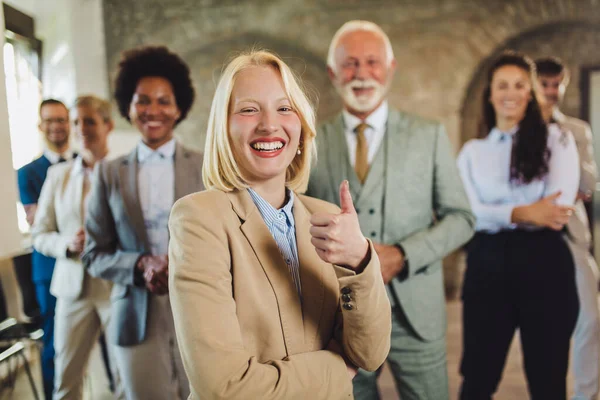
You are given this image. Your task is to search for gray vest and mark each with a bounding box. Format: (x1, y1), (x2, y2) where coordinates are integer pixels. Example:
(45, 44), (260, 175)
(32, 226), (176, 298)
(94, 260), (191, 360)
(346, 135), (399, 307)
(348, 136), (387, 244)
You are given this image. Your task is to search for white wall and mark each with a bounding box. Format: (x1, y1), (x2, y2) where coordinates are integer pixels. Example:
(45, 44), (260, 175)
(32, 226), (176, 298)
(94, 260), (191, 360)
(4, 0), (138, 156)
(0, 4), (29, 258)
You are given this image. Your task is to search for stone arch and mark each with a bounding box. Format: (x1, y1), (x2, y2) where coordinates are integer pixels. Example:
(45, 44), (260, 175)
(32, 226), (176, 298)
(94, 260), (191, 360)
(168, 31), (340, 149)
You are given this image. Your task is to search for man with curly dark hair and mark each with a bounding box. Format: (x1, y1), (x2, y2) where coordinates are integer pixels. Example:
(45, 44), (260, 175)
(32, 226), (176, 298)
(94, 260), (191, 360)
(82, 45), (203, 400)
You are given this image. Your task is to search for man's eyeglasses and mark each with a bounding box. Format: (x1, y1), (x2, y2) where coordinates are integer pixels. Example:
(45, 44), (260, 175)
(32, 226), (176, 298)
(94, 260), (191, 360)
(41, 117), (68, 125)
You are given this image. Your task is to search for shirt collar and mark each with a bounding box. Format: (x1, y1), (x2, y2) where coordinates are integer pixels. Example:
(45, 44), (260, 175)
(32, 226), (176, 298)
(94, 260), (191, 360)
(552, 108), (566, 124)
(247, 188), (296, 229)
(342, 101), (388, 133)
(71, 156), (85, 176)
(489, 125), (519, 142)
(44, 148), (75, 164)
(137, 138), (176, 163)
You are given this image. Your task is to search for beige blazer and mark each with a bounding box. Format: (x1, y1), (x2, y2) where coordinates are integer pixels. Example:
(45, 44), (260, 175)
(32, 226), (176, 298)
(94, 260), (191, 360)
(32, 159), (109, 299)
(168, 189), (391, 400)
(554, 110), (598, 252)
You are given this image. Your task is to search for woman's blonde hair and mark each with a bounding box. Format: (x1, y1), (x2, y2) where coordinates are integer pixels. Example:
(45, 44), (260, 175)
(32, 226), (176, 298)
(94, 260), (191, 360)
(203, 50), (317, 193)
(73, 95), (112, 122)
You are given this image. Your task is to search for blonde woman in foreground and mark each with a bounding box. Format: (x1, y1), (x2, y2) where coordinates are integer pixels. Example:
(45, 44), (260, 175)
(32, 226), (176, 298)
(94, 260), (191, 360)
(168, 50), (392, 399)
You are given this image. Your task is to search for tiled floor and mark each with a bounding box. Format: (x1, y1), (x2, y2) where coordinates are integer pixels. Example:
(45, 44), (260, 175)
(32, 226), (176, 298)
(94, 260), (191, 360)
(0, 301), (581, 399)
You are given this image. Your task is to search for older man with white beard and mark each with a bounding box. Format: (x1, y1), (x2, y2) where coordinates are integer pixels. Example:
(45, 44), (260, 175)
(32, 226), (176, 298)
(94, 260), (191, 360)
(306, 20), (475, 400)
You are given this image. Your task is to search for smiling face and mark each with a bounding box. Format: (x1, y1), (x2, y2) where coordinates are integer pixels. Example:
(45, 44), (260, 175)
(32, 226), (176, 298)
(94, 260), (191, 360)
(329, 29), (395, 117)
(228, 65), (302, 187)
(129, 76), (181, 149)
(73, 105), (112, 154)
(538, 73), (566, 109)
(39, 103), (70, 149)
(490, 64), (532, 124)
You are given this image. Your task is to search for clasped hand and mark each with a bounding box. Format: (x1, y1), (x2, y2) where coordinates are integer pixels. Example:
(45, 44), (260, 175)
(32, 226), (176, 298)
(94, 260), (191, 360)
(137, 255), (169, 295)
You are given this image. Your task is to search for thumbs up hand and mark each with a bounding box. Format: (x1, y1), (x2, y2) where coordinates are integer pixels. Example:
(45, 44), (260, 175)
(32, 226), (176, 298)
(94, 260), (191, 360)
(309, 180), (370, 270)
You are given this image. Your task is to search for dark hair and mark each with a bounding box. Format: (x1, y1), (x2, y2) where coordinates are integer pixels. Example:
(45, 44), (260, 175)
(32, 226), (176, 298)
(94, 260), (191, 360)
(39, 98), (68, 118)
(114, 46), (195, 125)
(482, 51), (549, 183)
(535, 57), (566, 77)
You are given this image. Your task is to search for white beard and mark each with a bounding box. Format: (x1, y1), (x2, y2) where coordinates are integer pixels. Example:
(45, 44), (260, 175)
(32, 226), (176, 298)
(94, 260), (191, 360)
(335, 78), (390, 113)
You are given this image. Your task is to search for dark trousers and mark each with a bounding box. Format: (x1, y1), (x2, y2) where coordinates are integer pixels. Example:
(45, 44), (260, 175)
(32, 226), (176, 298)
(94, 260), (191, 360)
(35, 281), (56, 400)
(459, 230), (579, 400)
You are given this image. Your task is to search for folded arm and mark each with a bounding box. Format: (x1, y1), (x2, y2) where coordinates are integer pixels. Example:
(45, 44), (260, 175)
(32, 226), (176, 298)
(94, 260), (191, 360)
(399, 125), (476, 277)
(332, 242), (391, 371)
(31, 169), (71, 259)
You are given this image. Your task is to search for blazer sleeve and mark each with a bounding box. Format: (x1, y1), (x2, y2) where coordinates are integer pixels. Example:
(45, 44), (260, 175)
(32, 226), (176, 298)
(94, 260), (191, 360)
(398, 124), (476, 277)
(17, 165), (38, 205)
(81, 161), (143, 286)
(31, 167), (71, 259)
(331, 243), (391, 372)
(573, 122), (597, 195)
(168, 195), (354, 400)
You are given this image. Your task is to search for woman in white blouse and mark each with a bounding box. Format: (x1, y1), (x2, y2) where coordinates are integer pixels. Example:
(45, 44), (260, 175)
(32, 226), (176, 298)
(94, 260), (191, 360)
(457, 52), (580, 400)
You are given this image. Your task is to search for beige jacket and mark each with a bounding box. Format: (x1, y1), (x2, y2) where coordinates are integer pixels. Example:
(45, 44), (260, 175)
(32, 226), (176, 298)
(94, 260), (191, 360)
(32, 159), (110, 299)
(554, 110), (598, 252)
(168, 189), (391, 400)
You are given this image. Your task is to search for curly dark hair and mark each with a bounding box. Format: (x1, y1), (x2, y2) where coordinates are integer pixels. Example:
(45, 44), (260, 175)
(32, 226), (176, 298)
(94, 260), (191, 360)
(481, 51), (549, 183)
(114, 46), (195, 125)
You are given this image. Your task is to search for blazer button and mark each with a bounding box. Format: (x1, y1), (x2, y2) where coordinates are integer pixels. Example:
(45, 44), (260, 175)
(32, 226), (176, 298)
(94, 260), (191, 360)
(371, 231), (376, 238)
(369, 208), (375, 214)
(356, 208), (360, 214)
(342, 303), (354, 311)
(341, 293), (352, 302)
(341, 287), (352, 295)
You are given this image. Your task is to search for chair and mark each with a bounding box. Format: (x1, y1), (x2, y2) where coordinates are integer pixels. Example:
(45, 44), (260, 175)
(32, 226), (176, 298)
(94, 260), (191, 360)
(0, 317), (42, 399)
(0, 342), (39, 399)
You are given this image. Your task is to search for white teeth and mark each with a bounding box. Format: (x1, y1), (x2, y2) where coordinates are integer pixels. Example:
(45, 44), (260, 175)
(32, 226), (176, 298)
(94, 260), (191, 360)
(146, 121), (162, 127)
(251, 141), (284, 151)
(503, 101), (517, 107)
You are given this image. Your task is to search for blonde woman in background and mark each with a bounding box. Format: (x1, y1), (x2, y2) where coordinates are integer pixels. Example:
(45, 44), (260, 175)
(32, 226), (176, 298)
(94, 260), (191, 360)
(32, 95), (115, 399)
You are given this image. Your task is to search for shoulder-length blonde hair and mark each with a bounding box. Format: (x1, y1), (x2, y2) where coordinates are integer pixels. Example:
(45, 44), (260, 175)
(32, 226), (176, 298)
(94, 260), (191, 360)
(203, 50), (317, 193)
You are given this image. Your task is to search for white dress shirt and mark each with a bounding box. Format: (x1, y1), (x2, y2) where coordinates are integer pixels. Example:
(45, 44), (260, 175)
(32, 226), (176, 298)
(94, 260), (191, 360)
(44, 148), (75, 164)
(342, 101), (388, 166)
(137, 139), (176, 256)
(457, 124), (579, 233)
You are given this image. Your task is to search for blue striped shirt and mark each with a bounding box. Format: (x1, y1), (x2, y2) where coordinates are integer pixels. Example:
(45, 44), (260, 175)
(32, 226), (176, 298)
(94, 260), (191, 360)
(248, 188), (302, 301)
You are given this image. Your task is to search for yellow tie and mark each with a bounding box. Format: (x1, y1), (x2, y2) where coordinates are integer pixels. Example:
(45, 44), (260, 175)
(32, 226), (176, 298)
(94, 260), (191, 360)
(354, 122), (370, 184)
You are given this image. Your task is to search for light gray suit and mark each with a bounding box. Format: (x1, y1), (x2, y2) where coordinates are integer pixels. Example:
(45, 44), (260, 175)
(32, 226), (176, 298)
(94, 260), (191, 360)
(555, 109), (600, 400)
(82, 141), (203, 400)
(307, 109), (475, 400)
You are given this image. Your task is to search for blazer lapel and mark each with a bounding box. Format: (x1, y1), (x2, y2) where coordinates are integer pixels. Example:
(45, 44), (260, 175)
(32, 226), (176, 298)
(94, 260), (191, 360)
(294, 196), (325, 351)
(119, 149), (150, 250)
(325, 114), (352, 205)
(174, 142), (200, 200)
(228, 190), (305, 355)
(383, 110), (410, 242)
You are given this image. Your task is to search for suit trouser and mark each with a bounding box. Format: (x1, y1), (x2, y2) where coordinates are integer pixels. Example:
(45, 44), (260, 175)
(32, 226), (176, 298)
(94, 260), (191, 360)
(568, 240), (600, 400)
(112, 294), (189, 400)
(460, 230), (579, 400)
(353, 305), (449, 400)
(35, 280), (56, 400)
(53, 274), (113, 400)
